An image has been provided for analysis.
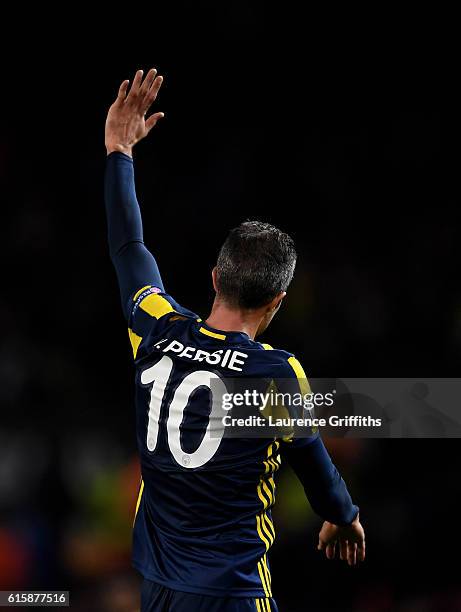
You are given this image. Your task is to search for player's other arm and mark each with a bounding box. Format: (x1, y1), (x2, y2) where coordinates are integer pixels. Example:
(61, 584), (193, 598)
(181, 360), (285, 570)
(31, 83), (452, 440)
(104, 68), (165, 318)
(282, 437), (365, 566)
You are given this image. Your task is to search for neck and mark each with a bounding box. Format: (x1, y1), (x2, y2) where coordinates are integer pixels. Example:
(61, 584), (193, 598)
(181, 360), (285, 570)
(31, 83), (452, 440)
(205, 298), (262, 340)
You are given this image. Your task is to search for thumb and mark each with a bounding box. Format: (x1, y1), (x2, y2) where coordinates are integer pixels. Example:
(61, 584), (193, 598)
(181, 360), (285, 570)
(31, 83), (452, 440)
(146, 112), (165, 132)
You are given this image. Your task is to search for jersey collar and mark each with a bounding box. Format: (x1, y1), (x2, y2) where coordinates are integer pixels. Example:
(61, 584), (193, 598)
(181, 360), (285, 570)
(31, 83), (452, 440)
(196, 320), (250, 344)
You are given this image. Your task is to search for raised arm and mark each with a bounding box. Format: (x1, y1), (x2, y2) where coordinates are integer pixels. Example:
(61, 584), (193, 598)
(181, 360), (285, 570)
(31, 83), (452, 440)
(282, 437), (365, 566)
(104, 68), (165, 318)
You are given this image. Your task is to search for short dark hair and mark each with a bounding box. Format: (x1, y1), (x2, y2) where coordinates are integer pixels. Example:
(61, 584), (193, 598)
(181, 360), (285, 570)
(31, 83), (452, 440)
(216, 221), (297, 309)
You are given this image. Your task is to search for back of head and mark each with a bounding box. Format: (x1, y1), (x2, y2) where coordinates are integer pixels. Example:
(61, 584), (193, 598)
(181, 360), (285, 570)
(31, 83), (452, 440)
(216, 221), (297, 309)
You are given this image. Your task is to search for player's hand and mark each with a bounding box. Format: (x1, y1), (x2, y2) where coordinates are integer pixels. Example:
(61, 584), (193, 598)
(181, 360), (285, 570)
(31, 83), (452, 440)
(105, 68), (164, 157)
(317, 514), (365, 566)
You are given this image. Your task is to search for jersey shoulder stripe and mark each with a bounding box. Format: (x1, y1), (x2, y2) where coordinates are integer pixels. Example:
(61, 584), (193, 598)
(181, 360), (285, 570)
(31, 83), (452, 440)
(128, 328), (143, 359)
(199, 326), (226, 340)
(258, 342), (317, 448)
(127, 287), (199, 360)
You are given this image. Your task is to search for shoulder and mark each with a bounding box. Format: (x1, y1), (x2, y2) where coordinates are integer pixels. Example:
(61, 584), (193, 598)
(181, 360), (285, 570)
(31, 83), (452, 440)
(255, 341), (310, 393)
(257, 343), (318, 446)
(127, 286), (199, 359)
(256, 342), (306, 375)
(131, 285), (199, 321)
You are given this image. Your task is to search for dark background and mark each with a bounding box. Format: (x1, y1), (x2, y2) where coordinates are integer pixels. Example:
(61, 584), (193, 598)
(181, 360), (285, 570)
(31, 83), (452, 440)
(1, 6), (461, 611)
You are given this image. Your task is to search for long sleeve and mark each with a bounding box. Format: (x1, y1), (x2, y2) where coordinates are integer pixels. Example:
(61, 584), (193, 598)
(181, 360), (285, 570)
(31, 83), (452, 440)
(105, 152), (164, 318)
(282, 437), (359, 525)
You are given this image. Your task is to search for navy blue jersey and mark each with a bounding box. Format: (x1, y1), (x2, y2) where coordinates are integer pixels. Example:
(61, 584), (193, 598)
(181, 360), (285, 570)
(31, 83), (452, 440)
(128, 285), (315, 598)
(104, 153), (358, 604)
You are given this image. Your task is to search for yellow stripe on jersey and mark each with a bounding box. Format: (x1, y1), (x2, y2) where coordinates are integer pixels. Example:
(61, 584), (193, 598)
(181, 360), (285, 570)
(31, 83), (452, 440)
(257, 484), (270, 511)
(268, 441), (281, 461)
(133, 285), (153, 301)
(261, 479), (274, 505)
(260, 509), (275, 545)
(261, 344), (309, 401)
(169, 315), (188, 322)
(254, 441), (281, 598)
(260, 504), (275, 543)
(133, 479), (144, 526)
(261, 555), (272, 597)
(140, 294), (175, 319)
(256, 596), (271, 611)
(287, 356), (311, 396)
(128, 328), (143, 359)
(264, 554), (272, 588)
(257, 558), (271, 598)
(257, 504), (275, 544)
(198, 327), (226, 340)
(287, 356), (318, 436)
(256, 513), (271, 551)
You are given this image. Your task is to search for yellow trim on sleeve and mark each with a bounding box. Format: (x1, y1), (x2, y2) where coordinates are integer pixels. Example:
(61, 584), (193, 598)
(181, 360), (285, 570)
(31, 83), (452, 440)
(199, 327), (226, 340)
(140, 294), (174, 319)
(133, 285), (152, 301)
(287, 356), (311, 396)
(128, 328), (143, 359)
(261, 343), (273, 350)
(133, 479), (144, 525)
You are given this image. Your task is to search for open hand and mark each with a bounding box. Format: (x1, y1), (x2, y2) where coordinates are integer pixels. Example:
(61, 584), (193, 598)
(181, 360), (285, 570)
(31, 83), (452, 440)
(317, 515), (366, 566)
(105, 68), (164, 157)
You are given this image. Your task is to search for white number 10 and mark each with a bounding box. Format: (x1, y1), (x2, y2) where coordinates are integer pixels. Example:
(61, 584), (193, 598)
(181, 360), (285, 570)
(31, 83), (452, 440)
(140, 355), (227, 469)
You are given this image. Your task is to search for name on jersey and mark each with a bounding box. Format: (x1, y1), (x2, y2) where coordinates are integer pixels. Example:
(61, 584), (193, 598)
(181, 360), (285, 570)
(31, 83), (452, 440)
(155, 339), (248, 372)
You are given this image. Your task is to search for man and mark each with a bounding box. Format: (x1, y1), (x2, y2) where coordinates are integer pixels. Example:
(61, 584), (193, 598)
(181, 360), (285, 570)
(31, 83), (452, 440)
(104, 68), (365, 612)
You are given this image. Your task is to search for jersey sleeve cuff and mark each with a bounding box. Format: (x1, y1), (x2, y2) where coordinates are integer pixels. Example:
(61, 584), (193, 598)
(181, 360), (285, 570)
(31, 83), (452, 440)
(107, 151), (134, 163)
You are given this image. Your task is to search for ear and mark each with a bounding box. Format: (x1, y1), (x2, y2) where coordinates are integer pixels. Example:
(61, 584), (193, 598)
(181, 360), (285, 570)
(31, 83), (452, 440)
(267, 291), (286, 313)
(212, 267), (219, 292)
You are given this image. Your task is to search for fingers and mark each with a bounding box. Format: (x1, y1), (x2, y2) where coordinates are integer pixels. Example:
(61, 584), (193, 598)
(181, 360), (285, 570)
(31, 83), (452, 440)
(357, 539), (366, 562)
(319, 535), (364, 565)
(131, 69), (144, 94)
(125, 69), (144, 104)
(347, 542), (357, 566)
(146, 111), (165, 132)
(339, 538), (365, 565)
(142, 75), (163, 114)
(121, 68), (164, 118)
(326, 542), (336, 560)
(139, 68), (157, 98)
(317, 538), (326, 552)
(115, 79), (129, 105)
(318, 537), (336, 560)
(146, 113), (165, 132)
